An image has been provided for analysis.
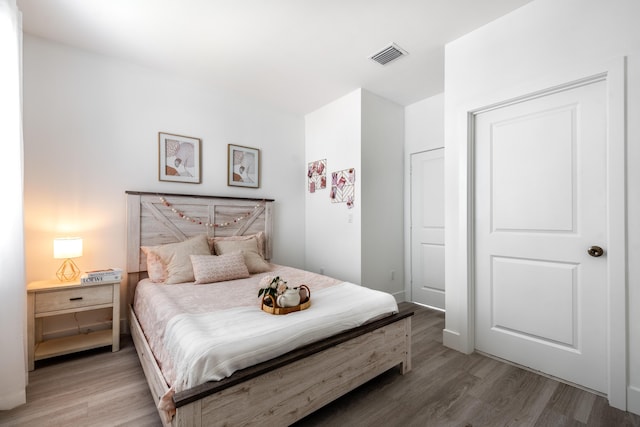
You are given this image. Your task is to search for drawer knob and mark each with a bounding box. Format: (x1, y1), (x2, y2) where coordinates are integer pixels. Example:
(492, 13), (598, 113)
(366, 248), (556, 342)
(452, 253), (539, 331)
(69, 297), (83, 301)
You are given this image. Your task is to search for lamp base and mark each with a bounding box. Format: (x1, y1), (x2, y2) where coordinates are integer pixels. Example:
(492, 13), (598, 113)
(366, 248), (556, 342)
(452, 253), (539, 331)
(56, 258), (80, 282)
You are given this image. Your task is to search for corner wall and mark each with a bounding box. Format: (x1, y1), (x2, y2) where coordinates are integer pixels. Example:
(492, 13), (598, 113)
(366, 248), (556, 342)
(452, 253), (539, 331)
(627, 52), (640, 415)
(304, 89), (404, 296)
(361, 90), (404, 297)
(0, 0), (26, 409)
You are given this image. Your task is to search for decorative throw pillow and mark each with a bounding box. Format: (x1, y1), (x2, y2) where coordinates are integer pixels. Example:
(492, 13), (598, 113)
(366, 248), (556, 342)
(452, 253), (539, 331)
(144, 235), (211, 284)
(140, 247), (167, 283)
(213, 238), (271, 274)
(190, 252), (250, 284)
(208, 231), (266, 259)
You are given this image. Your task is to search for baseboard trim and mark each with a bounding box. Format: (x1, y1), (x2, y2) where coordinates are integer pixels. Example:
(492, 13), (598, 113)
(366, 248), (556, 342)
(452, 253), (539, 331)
(443, 328), (469, 353)
(0, 389), (26, 410)
(628, 385), (640, 415)
(393, 290), (406, 303)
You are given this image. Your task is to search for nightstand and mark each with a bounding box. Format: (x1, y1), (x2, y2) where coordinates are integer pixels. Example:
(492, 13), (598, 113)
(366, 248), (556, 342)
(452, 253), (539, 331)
(27, 278), (120, 371)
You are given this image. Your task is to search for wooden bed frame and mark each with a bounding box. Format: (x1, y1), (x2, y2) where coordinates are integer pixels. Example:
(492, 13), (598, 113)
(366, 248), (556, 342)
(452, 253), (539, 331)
(125, 191), (413, 426)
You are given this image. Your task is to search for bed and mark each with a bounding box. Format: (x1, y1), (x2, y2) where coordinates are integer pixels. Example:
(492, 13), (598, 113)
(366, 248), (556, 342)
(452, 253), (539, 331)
(125, 191), (413, 426)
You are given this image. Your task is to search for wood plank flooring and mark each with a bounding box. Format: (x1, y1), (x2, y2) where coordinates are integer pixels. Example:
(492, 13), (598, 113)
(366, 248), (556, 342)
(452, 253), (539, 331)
(1, 304), (638, 426)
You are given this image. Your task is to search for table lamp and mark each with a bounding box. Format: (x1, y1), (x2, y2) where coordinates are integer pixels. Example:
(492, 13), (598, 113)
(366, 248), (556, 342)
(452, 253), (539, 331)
(53, 237), (83, 281)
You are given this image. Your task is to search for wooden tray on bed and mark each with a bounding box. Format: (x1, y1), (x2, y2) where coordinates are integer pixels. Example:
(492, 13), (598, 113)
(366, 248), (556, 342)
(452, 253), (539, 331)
(261, 284), (311, 315)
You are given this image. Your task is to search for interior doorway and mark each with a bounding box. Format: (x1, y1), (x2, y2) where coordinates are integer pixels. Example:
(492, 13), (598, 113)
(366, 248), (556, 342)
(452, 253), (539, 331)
(410, 148), (445, 310)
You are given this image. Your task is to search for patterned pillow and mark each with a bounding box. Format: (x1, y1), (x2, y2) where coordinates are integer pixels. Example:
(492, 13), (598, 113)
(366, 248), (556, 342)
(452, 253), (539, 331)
(140, 248), (167, 283)
(213, 238), (271, 273)
(143, 235), (211, 284)
(190, 253), (250, 284)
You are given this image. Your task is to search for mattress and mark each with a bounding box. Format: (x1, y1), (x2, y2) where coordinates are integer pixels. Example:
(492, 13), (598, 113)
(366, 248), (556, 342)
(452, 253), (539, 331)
(133, 264), (399, 392)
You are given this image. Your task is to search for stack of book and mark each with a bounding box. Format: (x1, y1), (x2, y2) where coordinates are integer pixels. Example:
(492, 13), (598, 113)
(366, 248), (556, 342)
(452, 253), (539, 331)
(80, 268), (123, 284)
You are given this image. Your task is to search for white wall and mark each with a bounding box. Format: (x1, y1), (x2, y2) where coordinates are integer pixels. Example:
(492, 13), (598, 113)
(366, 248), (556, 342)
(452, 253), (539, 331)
(305, 89), (404, 296)
(22, 35), (306, 332)
(405, 94), (444, 155)
(403, 94), (444, 301)
(304, 90), (362, 283)
(443, 0), (640, 413)
(361, 90), (404, 297)
(627, 52), (640, 415)
(0, 0), (26, 410)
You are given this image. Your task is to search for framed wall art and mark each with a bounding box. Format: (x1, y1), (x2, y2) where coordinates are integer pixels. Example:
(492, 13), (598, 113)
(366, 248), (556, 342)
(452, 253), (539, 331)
(330, 168), (356, 208)
(158, 132), (202, 183)
(228, 144), (260, 188)
(307, 159), (327, 193)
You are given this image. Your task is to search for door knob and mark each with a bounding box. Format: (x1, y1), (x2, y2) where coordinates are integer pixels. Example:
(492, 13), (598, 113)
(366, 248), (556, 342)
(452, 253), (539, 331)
(587, 246), (604, 257)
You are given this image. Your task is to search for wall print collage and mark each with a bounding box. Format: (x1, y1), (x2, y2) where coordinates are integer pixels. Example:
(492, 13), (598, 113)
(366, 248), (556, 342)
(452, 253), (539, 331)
(308, 158), (355, 209)
(156, 135), (353, 205)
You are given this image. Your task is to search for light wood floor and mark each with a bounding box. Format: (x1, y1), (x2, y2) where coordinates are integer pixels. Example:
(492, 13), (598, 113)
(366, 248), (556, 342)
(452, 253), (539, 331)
(1, 304), (638, 426)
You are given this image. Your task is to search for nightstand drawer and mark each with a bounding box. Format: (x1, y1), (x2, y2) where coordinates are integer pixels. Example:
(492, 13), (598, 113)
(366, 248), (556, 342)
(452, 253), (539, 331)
(35, 285), (113, 314)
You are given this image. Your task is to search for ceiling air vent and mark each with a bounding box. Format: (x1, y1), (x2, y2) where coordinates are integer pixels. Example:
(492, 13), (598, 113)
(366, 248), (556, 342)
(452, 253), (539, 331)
(369, 42), (408, 65)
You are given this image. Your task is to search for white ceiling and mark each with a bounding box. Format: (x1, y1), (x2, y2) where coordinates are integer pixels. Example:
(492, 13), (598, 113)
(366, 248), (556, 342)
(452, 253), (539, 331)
(17, 0), (534, 115)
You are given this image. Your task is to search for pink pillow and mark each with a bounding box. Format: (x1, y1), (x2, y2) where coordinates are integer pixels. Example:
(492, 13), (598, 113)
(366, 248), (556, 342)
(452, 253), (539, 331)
(190, 252), (250, 284)
(141, 247), (167, 283)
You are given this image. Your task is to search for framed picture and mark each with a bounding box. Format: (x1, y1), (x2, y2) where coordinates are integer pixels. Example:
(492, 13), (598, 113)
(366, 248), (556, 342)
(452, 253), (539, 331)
(330, 168), (356, 209)
(158, 132), (202, 184)
(307, 159), (327, 193)
(228, 144), (260, 188)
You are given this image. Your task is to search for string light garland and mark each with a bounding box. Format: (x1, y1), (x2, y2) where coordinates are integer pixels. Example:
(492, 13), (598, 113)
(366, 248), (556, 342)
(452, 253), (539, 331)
(159, 197), (263, 228)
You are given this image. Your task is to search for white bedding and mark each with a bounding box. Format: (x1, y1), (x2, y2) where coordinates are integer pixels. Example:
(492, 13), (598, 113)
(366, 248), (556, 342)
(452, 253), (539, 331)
(164, 282), (398, 392)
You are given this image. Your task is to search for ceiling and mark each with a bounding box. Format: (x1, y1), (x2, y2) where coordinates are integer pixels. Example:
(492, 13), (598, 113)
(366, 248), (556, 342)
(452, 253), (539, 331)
(17, 0), (534, 115)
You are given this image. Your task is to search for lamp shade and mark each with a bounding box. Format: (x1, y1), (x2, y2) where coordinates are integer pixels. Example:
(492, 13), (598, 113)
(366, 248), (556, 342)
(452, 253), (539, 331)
(53, 237), (83, 259)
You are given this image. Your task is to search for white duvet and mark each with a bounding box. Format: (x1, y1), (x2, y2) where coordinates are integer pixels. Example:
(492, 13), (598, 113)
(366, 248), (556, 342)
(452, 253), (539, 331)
(163, 282), (398, 392)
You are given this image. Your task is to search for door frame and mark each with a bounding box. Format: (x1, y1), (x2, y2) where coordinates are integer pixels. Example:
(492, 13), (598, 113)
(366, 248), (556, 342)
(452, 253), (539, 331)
(444, 58), (627, 409)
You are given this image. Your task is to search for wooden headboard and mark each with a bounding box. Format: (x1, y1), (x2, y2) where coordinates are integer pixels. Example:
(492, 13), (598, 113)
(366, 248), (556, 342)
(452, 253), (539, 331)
(125, 191), (274, 305)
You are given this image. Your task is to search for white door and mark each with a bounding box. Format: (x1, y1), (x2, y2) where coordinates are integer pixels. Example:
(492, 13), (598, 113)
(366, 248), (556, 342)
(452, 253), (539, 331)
(411, 149), (445, 310)
(474, 78), (608, 393)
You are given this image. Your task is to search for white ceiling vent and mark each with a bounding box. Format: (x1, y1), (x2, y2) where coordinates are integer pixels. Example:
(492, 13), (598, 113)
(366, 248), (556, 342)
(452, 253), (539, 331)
(369, 43), (408, 65)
